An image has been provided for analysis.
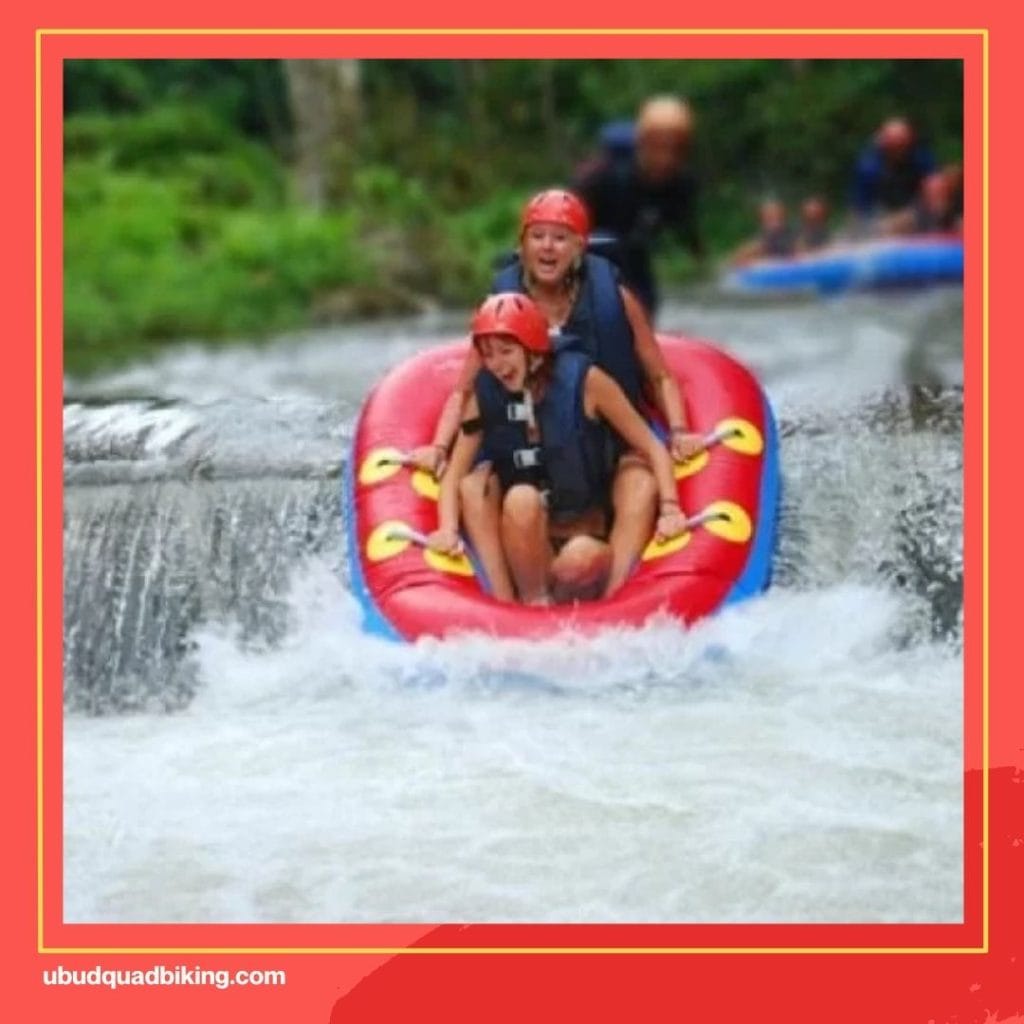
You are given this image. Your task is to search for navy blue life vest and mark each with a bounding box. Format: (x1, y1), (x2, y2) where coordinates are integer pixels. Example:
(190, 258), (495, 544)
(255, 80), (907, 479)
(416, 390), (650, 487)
(491, 253), (643, 410)
(599, 119), (637, 160)
(852, 143), (936, 215)
(474, 350), (610, 521)
(797, 224), (831, 251)
(760, 225), (795, 259)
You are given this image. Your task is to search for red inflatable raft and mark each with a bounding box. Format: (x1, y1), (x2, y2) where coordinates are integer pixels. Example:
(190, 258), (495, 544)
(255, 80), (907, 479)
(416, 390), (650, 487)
(343, 335), (780, 641)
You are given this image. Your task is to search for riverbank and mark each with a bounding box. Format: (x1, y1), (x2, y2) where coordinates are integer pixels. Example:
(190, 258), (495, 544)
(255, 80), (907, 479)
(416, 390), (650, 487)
(65, 105), (535, 374)
(64, 54), (963, 376)
(64, 103), (724, 376)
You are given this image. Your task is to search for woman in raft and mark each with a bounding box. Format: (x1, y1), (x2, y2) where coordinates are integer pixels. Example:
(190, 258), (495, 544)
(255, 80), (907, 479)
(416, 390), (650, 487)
(410, 188), (704, 596)
(426, 293), (688, 605)
(729, 198), (796, 265)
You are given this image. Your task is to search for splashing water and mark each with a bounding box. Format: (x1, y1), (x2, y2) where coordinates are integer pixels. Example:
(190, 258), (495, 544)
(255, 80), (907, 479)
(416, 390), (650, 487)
(63, 287), (964, 923)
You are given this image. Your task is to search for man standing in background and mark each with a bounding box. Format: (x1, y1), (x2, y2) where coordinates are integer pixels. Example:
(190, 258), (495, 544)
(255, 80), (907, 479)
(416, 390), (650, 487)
(851, 116), (937, 227)
(573, 95), (704, 317)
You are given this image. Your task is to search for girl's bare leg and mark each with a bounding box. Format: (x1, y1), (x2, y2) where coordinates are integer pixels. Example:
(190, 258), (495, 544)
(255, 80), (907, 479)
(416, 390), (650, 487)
(458, 466), (515, 601)
(551, 536), (613, 603)
(500, 485), (551, 604)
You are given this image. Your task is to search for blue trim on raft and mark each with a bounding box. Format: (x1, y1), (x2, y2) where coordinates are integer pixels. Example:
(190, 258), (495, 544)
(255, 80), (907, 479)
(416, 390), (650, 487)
(341, 440), (403, 642)
(721, 392), (781, 608)
(725, 239), (963, 295)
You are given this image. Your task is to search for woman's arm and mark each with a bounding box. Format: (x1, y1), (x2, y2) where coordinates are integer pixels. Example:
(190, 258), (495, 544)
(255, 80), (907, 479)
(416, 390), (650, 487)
(408, 347), (482, 475)
(586, 368), (687, 539)
(620, 287), (704, 462)
(426, 393), (483, 554)
(621, 286), (683, 426)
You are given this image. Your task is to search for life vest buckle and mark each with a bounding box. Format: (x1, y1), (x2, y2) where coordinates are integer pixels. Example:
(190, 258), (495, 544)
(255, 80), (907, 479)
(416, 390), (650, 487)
(512, 447), (543, 469)
(506, 402), (531, 422)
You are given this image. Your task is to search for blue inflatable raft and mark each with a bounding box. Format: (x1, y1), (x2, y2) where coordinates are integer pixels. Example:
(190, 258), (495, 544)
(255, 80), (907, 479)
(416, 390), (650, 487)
(723, 234), (963, 296)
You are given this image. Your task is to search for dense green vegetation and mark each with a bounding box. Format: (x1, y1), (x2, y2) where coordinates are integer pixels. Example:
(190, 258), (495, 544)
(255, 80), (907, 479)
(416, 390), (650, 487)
(64, 59), (963, 373)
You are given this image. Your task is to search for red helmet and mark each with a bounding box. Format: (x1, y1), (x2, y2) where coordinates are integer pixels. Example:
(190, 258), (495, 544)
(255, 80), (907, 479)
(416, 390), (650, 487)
(520, 189), (590, 240)
(471, 293), (551, 355)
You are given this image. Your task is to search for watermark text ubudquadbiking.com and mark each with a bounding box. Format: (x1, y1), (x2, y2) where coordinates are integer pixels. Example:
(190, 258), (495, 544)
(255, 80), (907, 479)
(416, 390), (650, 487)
(43, 965), (286, 991)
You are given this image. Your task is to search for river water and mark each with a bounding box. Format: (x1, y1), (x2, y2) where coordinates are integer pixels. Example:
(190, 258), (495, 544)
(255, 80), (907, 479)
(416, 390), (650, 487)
(63, 287), (964, 923)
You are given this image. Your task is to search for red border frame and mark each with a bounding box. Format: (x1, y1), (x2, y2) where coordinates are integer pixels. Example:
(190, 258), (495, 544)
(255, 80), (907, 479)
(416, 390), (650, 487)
(3, 4), (1017, 1021)
(42, 24), (986, 957)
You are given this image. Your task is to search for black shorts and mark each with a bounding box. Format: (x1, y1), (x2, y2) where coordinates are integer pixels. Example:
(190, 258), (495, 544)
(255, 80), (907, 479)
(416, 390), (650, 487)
(548, 504), (609, 555)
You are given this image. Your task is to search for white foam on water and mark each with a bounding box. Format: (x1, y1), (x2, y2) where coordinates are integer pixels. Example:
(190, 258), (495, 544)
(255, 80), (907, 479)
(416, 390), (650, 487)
(64, 560), (962, 924)
(63, 401), (202, 460)
(63, 312), (464, 406)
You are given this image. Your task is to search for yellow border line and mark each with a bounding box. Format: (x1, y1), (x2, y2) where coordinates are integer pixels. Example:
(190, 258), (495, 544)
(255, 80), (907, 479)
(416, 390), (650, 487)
(43, 27), (987, 956)
(38, 27), (986, 34)
(981, 25), (990, 954)
(39, 947), (988, 955)
(35, 25), (45, 954)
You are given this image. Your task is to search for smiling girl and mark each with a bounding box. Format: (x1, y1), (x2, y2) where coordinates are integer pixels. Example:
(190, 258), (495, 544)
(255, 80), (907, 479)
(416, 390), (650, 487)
(427, 293), (687, 605)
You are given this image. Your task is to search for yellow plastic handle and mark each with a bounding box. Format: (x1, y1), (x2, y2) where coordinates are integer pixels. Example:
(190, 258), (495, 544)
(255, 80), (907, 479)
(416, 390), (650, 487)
(423, 548), (475, 576)
(359, 447), (406, 485)
(702, 500), (753, 543)
(674, 448), (710, 479)
(641, 530), (692, 562)
(365, 520), (415, 562)
(716, 417), (764, 456)
(411, 469), (441, 501)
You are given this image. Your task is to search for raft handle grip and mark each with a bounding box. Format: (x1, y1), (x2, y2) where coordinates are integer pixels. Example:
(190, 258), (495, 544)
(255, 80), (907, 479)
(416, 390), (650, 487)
(682, 508), (731, 530)
(701, 425), (743, 447)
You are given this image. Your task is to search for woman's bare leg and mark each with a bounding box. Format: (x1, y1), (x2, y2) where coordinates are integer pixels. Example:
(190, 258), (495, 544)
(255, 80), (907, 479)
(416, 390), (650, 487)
(604, 453), (659, 596)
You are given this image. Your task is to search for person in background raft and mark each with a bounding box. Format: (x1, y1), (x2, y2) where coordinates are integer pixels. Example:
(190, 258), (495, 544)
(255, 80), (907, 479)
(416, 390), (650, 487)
(730, 199), (795, 265)
(795, 196), (832, 253)
(426, 293), (688, 606)
(851, 117), (937, 228)
(409, 189), (705, 598)
(571, 95), (704, 316)
(943, 163), (964, 226)
(882, 171), (962, 236)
